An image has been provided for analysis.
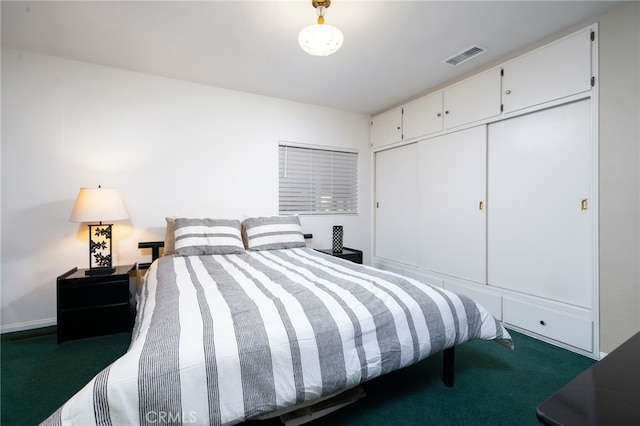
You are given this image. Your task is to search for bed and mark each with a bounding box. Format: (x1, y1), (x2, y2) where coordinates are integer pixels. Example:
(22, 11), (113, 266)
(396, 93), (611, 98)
(43, 216), (512, 425)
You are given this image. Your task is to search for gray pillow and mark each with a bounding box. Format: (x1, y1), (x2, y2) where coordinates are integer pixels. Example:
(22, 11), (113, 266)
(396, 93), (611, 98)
(243, 216), (306, 251)
(174, 218), (245, 255)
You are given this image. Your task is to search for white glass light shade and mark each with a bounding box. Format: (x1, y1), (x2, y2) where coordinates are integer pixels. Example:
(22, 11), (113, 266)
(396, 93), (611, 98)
(298, 24), (344, 56)
(69, 187), (129, 223)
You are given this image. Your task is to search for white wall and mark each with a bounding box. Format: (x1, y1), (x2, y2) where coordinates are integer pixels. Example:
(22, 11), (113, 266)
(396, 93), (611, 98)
(0, 49), (371, 332)
(597, 1), (640, 352)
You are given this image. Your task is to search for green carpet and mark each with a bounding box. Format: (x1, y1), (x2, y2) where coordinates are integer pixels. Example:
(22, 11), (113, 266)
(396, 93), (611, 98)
(1, 327), (594, 425)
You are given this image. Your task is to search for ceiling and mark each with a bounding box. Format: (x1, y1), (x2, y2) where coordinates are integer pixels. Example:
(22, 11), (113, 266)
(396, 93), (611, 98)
(1, 1), (627, 115)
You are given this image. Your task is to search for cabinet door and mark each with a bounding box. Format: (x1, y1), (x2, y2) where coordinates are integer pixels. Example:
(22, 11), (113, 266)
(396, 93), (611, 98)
(487, 99), (593, 308)
(444, 67), (502, 130)
(418, 126), (486, 283)
(371, 107), (402, 148)
(502, 27), (593, 114)
(403, 91), (443, 140)
(375, 144), (418, 265)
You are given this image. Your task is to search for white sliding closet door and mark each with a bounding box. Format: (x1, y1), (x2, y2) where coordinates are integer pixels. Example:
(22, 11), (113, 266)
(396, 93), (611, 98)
(418, 126), (487, 282)
(487, 99), (593, 308)
(375, 144), (418, 265)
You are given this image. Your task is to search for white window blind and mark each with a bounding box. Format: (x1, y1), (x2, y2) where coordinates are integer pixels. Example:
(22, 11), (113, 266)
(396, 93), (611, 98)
(279, 143), (358, 215)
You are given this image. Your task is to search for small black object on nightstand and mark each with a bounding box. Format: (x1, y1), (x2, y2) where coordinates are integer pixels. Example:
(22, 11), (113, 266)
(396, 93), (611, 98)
(315, 247), (363, 264)
(56, 264), (136, 344)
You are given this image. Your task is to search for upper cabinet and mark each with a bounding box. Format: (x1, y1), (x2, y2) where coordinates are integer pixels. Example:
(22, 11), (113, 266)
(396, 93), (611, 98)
(371, 25), (595, 149)
(443, 67), (502, 130)
(372, 68), (502, 148)
(371, 107), (402, 148)
(502, 27), (593, 114)
(402, 91), (444, 140)
(371, 97), (443, 149)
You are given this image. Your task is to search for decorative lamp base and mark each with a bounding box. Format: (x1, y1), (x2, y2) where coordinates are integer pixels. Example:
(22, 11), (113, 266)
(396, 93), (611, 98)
(87, 223), (114, 272)
(332, 225), (344, 254)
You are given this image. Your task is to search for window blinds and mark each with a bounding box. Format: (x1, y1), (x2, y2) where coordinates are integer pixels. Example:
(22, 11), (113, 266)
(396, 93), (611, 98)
(279, 143), (358, 215)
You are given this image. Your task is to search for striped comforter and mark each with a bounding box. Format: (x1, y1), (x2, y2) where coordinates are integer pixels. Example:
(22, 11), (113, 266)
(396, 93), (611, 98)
(43, 248), (512, 425)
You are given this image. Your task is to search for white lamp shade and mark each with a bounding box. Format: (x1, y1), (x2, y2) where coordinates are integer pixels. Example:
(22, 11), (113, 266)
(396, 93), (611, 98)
(69, 187), (129, 223)
(298, 24), (344, 56)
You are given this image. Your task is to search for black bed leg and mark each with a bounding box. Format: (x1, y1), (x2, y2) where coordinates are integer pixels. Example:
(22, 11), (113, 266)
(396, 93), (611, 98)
(443, 346), (455, 387)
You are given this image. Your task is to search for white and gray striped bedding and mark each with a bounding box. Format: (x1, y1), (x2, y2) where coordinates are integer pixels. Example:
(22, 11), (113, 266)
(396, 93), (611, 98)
(43, 247), (512, 426)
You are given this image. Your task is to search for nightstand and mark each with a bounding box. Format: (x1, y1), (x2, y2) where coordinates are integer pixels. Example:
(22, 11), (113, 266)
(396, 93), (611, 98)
(315, 247), (363, 264)
(56, 264), (136, 343)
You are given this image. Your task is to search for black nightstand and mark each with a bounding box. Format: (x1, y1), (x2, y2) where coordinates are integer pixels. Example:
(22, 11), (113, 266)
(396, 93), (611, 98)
(56, 264), (136, 343)
(315, 247), (363, 264)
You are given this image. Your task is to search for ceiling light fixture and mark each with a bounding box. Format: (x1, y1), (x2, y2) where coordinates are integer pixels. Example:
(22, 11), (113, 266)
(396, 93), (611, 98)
(298, 0), (344, 57)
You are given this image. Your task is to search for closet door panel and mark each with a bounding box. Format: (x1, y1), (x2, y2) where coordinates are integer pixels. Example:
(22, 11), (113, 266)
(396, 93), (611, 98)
(375, 144), (419, 265)
(487, 99), (593, 308)
(418, 126), (486, 283)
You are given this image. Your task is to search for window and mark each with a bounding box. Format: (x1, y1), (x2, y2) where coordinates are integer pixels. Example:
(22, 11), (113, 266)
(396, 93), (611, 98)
(279, 142), (358, 215)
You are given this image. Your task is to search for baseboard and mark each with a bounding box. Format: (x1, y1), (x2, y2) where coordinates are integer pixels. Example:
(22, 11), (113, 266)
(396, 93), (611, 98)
(1, 317), (56, 334)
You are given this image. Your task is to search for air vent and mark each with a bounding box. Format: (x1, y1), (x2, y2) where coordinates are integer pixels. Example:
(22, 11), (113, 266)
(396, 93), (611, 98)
(443, 44), (489, 66)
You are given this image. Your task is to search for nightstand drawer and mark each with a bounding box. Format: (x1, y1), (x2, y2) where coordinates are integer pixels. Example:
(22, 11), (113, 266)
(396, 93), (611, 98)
(59, 279), (129, 309)
(58, 305), (131, 342)
(56, 264), (135, 343)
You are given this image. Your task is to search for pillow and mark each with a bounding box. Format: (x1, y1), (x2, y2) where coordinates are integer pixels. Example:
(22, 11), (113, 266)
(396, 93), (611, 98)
(164, 217), (176, 256)
(243, 215), (306, 251)
(174, 218), (245, 255)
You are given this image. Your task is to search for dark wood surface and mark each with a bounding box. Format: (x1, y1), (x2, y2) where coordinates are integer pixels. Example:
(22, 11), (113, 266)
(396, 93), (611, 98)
(57, 264), (136, 343)
(536, 331), (640, 425)
(315, 247), (363, 264)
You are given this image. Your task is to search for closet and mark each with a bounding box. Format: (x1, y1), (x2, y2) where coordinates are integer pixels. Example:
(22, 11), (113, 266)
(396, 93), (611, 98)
(488, 99), (594, 352)
(372, 25), (597, 357)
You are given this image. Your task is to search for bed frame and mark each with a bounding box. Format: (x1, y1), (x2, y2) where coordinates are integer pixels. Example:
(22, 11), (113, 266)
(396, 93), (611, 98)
(137, 240), (456, 389)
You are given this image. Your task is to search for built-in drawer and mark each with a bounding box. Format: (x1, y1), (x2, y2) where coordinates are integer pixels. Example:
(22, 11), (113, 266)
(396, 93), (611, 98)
(503, 297), (592, 352)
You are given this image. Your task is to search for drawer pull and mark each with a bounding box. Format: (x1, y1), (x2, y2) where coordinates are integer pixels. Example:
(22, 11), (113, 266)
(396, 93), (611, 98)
(539, 320), (546, 326)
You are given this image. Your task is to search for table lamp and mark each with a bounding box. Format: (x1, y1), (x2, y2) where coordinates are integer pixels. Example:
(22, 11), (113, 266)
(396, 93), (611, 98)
(69, 186), (129, 275)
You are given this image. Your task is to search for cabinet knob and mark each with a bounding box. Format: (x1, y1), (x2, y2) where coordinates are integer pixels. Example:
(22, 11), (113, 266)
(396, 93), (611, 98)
(397, 126), (401, 130)
(539, 320), (546, 326)
(437, 113), (442, 117)
(505, 89), (511, 95)
(445, 110), (449, 115)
